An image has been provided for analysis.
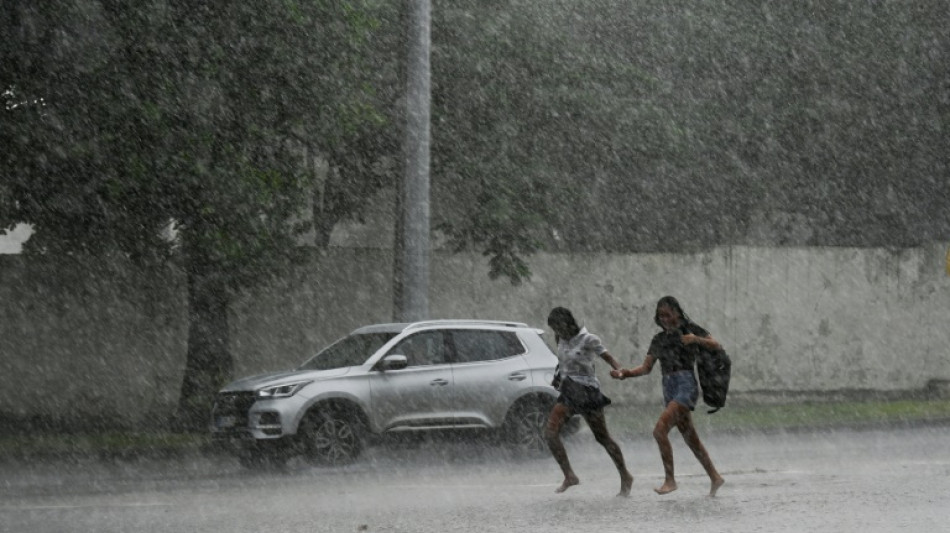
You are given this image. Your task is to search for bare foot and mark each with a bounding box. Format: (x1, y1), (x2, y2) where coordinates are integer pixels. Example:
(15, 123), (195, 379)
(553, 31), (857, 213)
(708, 476), (725, 497)
(617, 471), (633, 497)
(555, 475), (580, 493)
(654, 480), (677, 495)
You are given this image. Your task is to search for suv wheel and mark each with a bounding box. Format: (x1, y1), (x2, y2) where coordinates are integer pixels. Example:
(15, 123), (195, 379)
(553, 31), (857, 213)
(504, 396), (554, 454)
(298, 407), (364, 465)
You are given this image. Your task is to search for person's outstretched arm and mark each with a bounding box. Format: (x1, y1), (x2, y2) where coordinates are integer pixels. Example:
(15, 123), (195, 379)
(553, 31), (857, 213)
(610, 354), (656, 379)
(600, 350), (624, 372)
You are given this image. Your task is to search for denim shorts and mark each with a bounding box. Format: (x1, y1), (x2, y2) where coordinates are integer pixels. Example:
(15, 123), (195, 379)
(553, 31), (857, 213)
(662, 370), (699, 411)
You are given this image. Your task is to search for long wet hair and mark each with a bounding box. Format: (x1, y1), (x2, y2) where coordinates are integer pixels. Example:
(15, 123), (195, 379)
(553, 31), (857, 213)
(654, 295), (691, 331)
(547, 306), (581, 342)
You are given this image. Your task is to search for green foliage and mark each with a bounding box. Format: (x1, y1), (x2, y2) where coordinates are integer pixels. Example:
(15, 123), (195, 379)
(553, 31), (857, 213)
(1, 0), (399, 286)
(5, 0), (948, 282)
(430, 0), (691, 279)
(431, 0), (949, 256)
(8, 1), (945, 285)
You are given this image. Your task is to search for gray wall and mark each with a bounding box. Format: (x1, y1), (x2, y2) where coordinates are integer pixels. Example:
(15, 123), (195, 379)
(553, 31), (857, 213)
(2, 244), (948, 425)
(0, 257), (188, 426)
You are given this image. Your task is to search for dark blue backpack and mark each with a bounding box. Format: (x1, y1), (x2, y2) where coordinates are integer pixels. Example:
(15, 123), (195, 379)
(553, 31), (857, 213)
(696, 347), (731, 414)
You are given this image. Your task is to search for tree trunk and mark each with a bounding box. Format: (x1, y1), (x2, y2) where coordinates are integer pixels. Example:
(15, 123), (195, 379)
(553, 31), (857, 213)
(176, 258), (233, 431)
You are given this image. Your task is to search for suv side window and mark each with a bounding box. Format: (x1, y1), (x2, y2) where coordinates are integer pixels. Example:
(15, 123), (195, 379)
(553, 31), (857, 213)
(389, 331), (447, 367)
(450, 330), (526, 363)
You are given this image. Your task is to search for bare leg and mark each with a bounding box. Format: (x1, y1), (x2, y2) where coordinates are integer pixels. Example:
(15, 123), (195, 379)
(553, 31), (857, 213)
(676, 413), (725, 497)
(653, 401), (686, 495)
(545, 403), (580, 493)
(584, 410), (634, 497)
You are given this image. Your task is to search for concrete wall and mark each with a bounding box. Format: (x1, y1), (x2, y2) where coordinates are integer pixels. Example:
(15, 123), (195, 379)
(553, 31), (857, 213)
(426, 245), (950, 405)
(2, 244), (948, 425)
(0, 257), (188, 426)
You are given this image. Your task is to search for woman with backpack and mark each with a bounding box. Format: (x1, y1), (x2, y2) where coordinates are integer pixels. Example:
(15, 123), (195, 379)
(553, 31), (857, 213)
(610, 296), (725, 497)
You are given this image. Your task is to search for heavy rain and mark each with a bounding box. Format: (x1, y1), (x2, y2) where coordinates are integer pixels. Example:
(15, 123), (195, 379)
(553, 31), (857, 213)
(2, 1), (949, 532)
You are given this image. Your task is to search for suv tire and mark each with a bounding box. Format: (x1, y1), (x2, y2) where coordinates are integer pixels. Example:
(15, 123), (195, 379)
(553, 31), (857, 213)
(298, 406), (365, 465)
(503, 396), (555, 455)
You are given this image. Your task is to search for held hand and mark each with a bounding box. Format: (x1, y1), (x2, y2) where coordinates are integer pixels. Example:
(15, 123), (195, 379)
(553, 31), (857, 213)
(682, 333), (698, 345)
(610, 369), (626, 380)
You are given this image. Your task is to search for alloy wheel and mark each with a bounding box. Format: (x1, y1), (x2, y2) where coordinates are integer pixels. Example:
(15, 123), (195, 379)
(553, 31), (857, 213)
(508, 401), (549, 454)
(301, 411), (362, 465)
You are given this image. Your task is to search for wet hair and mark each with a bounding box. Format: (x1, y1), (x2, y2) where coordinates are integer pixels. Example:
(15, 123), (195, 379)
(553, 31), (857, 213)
(654, 295), (691, 329)
(547, 306), (581, 340)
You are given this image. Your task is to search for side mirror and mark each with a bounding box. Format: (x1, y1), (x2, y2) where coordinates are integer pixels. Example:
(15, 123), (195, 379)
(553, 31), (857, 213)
(377, 354), (408, 371)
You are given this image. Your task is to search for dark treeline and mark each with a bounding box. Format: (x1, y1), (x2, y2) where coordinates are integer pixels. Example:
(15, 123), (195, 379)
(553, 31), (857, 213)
(432, 0), (950, 253)
(5, 2), (948, 264)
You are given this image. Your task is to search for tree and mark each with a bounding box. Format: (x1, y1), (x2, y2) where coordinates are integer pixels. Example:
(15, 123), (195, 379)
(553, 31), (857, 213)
(1, 0), (401, 429)
(430, 0), (949, 255)
(430, 0), (690, 279)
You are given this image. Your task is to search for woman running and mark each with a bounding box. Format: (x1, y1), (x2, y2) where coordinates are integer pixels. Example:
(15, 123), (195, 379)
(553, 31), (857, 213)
(611, 296), (725, 497)
(545, 306), (633, 497)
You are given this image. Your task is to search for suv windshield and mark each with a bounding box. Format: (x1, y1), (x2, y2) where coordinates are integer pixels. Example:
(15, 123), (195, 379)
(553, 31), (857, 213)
(298, 332), (397, 371)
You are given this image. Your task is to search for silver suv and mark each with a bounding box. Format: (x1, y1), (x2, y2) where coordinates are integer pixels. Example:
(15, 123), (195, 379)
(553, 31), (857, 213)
(211, 320), (562, 467)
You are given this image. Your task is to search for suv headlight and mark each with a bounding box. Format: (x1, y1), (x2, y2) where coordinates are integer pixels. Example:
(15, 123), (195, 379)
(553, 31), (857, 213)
(256, 381), (311, 399)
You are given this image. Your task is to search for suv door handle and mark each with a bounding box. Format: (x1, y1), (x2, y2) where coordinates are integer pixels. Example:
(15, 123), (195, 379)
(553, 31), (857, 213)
(508, 373), (527, 381)
(430, 378), (450, 386)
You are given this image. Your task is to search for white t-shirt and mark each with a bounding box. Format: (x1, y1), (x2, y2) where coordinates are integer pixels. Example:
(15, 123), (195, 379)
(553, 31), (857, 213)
(555, 327), (607, 388)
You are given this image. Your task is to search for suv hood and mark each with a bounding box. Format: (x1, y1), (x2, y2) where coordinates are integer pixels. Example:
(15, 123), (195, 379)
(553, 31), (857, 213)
(219, 367), (352, 393)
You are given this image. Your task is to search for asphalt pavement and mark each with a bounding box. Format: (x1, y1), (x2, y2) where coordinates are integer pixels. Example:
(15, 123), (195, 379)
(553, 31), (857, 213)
(2, 425), (948, 533)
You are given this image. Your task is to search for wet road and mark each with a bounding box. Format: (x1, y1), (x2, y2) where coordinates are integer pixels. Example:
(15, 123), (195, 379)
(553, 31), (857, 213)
(2, 425), (948, 533)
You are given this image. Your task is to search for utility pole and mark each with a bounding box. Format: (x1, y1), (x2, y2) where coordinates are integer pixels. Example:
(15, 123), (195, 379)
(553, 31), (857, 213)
(395, 0), (431, 321)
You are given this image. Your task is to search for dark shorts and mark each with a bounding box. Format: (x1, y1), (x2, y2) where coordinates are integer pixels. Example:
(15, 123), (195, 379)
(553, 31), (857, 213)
(557, 376), (612, 415)
(662, 370), (699, 411)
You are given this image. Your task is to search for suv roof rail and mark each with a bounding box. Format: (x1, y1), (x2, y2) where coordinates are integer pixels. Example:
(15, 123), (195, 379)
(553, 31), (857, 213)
(404, 319), (530, 330)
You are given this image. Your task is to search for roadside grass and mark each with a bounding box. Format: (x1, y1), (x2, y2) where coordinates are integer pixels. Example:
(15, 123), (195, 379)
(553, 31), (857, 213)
(0, 431), (210, 461)
(608, 398), (950, 437)
(2, 399), (949, 461)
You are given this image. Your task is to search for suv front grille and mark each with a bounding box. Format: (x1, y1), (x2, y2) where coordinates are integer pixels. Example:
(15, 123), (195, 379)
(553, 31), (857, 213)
(213, 392), (256, 429)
